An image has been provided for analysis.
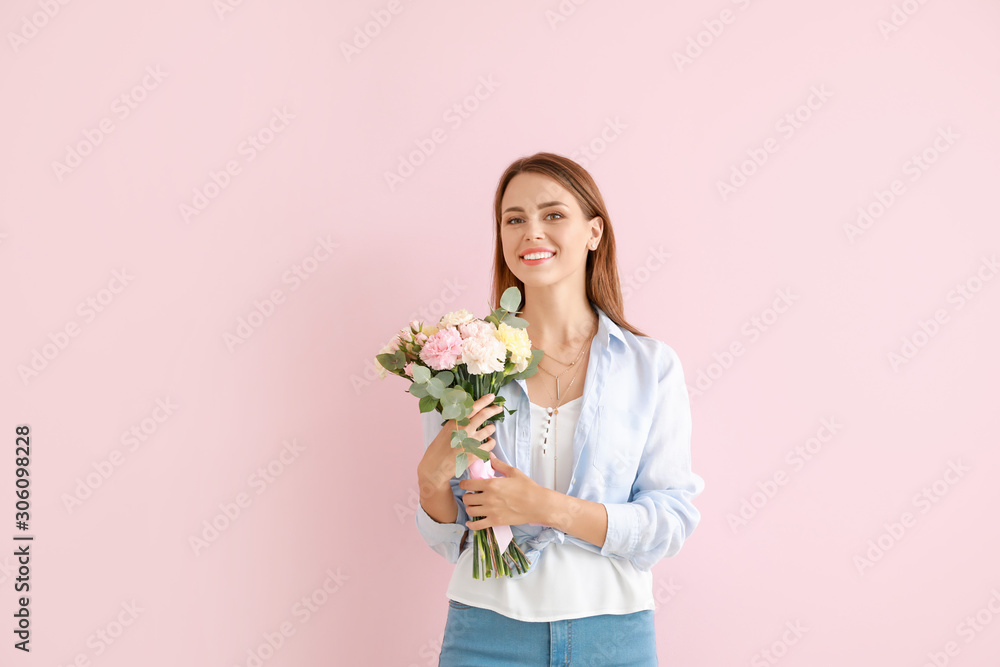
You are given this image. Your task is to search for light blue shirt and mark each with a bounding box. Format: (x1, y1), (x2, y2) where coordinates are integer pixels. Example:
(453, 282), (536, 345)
(415, 301), (705, 579)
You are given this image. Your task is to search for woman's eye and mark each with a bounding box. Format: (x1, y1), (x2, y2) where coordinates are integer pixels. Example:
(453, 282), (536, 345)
(505, 212), (562, 224)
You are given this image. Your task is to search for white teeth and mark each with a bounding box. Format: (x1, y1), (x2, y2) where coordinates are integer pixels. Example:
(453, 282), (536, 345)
(523, 252), (554, 260)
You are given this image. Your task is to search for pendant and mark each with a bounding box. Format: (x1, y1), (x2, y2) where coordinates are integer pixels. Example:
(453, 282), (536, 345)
(542, 407), (556, 455)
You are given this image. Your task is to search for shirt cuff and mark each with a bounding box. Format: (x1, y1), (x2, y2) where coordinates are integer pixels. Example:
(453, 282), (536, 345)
(599, 501), (638, 559)
(415, 498), (471, 564)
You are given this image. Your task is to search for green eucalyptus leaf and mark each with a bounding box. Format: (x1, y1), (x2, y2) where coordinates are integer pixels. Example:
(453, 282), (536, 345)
(376, 352), (400, 371)
(408, 383), (429, 398)
(436, 370), (454, 387)
(455, 452), (469, 478)
(467, 445), (489, 461)
(443, 387), (466, 405)
(502, 314), (528, 329)
(500, 286), (521, 313)
(426, 377), (445, 398)
(412, 365), (431, 383)
(418, 395), (438, 413)
(508, 349), (543, 380)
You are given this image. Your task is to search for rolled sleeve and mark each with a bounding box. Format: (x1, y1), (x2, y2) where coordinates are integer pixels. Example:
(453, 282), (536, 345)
(413, 410), (470, 564)
(599, 343), (705, 570)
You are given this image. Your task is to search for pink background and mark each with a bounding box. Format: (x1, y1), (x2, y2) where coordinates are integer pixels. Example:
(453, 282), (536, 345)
(2, 1), (999, 665)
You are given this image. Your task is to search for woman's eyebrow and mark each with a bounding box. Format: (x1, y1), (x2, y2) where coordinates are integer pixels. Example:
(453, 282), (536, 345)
(502, 201), (567, 214)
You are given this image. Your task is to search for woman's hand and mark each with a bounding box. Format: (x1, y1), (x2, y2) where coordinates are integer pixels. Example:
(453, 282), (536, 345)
(459, 453), (551, 529)
(416, 393), (503, 494)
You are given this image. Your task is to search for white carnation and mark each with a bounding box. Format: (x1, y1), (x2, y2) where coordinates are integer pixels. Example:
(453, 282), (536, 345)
(461, 330), (508, 375)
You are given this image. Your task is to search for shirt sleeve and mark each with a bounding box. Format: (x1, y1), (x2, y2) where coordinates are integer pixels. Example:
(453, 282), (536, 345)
(599, 342), (705, 570)
(414, 409), (470, 564)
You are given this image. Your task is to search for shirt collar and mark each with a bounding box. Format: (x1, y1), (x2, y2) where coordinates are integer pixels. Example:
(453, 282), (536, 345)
(591, 301), (630, 353)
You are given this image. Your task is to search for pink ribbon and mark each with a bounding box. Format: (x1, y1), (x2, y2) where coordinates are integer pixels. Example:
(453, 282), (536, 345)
(467, 455), (551, 553)
(466, 456), (514, 552)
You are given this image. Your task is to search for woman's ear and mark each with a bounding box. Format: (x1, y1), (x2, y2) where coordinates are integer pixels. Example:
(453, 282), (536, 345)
(589, 216), (603, 247)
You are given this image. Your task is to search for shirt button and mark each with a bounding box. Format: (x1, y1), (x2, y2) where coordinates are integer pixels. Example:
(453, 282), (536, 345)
(571, 477), (576, 484)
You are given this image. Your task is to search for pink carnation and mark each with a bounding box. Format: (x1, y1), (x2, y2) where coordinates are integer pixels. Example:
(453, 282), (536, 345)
(419, 327), (465, 370)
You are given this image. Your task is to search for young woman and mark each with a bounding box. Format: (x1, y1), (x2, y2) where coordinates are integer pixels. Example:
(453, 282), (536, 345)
(415, 152), (705, 666)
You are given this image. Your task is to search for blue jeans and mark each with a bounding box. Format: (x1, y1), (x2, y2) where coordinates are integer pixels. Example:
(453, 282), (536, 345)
(438, 599), (658, 666)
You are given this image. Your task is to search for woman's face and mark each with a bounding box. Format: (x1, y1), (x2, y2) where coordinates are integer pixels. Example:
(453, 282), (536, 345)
(499, 172), (602, 289)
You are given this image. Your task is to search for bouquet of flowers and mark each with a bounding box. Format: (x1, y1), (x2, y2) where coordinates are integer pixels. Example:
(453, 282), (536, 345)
(376, 286), (543, 579)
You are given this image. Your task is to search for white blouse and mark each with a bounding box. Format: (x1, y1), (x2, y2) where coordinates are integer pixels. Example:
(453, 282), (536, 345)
(445, 395), (655, 622)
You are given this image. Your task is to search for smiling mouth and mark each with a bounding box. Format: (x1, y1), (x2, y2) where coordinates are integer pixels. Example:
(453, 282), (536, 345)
(521, 251), (555, 263)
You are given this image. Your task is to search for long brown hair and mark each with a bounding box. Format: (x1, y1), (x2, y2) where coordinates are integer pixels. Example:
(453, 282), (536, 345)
(490, 152), (648, 338)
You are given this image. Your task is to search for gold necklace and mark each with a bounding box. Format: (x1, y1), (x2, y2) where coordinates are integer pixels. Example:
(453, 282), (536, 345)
(538, 330), (594, 490)
(536, 318), (597, 401)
